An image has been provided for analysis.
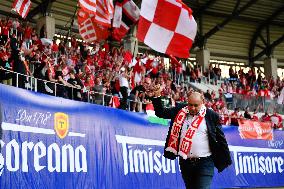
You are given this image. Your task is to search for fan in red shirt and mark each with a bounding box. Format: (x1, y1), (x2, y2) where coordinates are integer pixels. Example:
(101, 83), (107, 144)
(24, 24), (33, 41)
(261, 112), (271, 122)
(219, 106), (230, 125)
(71, 35), (78, 49)
(51, 39), (59, 52)
(214, 96), (225, 109)
(230, 107), (242, 126)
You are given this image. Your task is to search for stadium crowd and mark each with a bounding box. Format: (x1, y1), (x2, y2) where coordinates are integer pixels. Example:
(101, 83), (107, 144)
(0, 17), (283, 129)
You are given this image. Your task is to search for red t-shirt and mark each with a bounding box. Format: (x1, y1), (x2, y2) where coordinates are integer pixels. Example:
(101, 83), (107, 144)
(47, 66), (56, 79)
(261, 115), (271, 122)
(252, 114), (259, 121)
(24, 26), (33, 39)
(52, 43), (59, 52)
(71, 38), (77, 49)
(2, 26), (9, 36)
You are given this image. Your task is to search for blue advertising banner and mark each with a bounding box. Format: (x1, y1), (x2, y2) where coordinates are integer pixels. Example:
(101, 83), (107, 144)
(0, 84), (283, 189)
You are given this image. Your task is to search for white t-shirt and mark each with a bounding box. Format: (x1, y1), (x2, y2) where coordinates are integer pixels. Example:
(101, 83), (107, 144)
(119, 76), (129, 88)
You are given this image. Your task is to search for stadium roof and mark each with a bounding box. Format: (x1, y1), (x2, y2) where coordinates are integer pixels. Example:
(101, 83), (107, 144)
(0, 0), (283, 65)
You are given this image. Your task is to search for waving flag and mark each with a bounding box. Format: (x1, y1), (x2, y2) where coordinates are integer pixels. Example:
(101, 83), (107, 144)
(112, 21), (129, 41)
(122, 0), (140, 23)
(112, 0), (139, 41)
(79, 0), (97, 14)
(11, 0), (31, 19)
(95, 0), (112, 26)
(78, 9), (109, 43)
(113, 2), (122, 27)
(79, 0), (114, 27)
(137, 0), (197, 58)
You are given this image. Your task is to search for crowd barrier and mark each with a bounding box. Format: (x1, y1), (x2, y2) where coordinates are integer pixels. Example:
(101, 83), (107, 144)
(2, 67), (284, 114)
(226, 93), (284, 114)
(0, 84), (284, 189)
(0, 68), (146, 111)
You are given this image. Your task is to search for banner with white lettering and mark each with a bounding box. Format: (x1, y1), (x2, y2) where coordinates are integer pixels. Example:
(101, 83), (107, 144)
(0, 84), (284, 188)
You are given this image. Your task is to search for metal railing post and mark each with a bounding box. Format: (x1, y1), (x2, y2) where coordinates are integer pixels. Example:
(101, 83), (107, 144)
(54, 83), (57, 97)
(102, 94), (105, 106)
(139, 101), (143, 112)
(16, 73), (19, 88)
(71, 87), (74, 100)
(87, 91), (90, 103)
(35, 78), (38, 92)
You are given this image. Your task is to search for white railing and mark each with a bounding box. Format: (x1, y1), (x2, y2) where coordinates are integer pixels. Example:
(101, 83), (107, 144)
(0, 68), (145, 112)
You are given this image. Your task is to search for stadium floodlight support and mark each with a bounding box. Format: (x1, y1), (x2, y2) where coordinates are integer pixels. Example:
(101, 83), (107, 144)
(248, 5), (284, 66)
(193, 0), (217, 50)
(194, 0), (217, 18)
(193, 0), (258, 50)
(251, 35), (284, 64)
(30, 0), (41, 4)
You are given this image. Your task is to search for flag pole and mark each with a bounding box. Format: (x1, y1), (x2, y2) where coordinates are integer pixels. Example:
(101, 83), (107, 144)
(64, 4), (78, 46)
(132, 37), (137, 58)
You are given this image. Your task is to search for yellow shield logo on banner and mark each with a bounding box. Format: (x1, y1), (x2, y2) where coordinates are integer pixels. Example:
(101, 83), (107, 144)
(54, 112), (69, 139)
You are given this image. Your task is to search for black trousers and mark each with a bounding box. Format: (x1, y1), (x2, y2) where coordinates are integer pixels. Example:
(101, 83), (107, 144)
(179, 156), (214, 189)
(119, 86), (128, 110)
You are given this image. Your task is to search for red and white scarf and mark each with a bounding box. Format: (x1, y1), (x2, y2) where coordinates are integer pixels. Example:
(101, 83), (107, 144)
(165, 105), (206, 159)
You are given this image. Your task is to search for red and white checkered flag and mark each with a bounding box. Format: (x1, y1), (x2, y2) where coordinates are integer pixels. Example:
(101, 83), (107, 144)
(11, 0), (31, 19)
(137, 0), (197, 58)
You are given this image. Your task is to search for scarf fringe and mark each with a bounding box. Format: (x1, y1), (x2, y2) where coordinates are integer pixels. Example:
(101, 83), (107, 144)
(178, 151), (188, 160)
(165, 147), (177, 155)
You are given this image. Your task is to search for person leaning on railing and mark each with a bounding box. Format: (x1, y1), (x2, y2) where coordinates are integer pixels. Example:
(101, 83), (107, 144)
(129, 81), (146, 112)
(0, 48), (13, 86)
(230, 107), (242, 126)
(67, 70), (83, 101)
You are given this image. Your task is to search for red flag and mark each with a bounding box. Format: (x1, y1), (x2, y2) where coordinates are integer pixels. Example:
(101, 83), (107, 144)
(238, 119), (273, 140)
(78, 9), (109, 43)
(109, 96), (120, 108)
(146, 103), (156, 117)
(95, 0), (112, 27)
(168, 54), (181, 67)
(79, 0), (97, 15)
(79, 0), (114, 27)
(112, 0), (139, 41)
(145, 59), (153, 70)
(137, 0), (197, 58)
(113, 2), (122, 28)
(11, 0), (31, 19)
(112, 21), (129, 41)
(123, 51), (133, 63)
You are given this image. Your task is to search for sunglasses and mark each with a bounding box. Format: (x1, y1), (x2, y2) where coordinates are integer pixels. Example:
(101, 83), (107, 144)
(188, 103), (200, 107)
